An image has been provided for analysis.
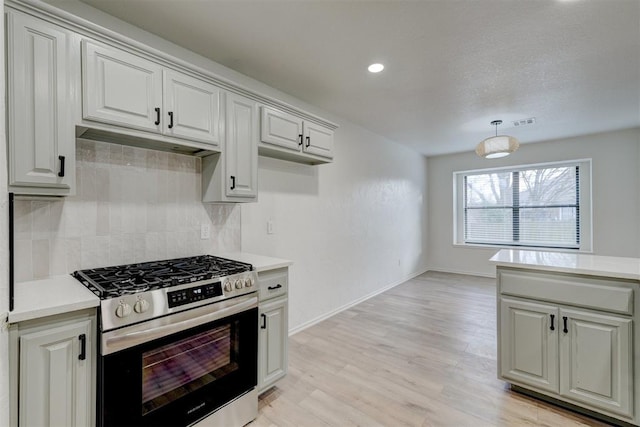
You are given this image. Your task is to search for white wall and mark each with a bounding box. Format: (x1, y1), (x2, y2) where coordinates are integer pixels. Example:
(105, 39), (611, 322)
(242, 121), (429, 332)
(40, 1), (431, 332)
(427, 128), (640, 277)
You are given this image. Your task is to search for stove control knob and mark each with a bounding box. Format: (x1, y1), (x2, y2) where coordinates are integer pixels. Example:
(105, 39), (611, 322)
(134, 299), (150, 314)
(244, 277), (254, 288)
(115, 302), (132, 318)
(235, 279), (243, 290)
(223, 280), (233, 292)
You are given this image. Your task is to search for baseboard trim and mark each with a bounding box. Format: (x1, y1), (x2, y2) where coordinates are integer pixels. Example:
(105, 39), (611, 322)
(424, 266), (496, 279)
(288, 268), (429, 336)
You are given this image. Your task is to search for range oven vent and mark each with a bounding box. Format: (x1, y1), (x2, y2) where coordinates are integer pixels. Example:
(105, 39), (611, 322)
(512, 117), (536, 127)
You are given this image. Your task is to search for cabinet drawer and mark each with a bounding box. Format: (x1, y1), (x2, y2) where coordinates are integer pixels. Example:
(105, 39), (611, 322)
(258, 269), (288, 302)
(499, 269), (634, 315)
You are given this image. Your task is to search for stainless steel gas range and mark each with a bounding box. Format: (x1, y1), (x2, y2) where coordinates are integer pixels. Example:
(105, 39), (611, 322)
(73, 255), (259, 427)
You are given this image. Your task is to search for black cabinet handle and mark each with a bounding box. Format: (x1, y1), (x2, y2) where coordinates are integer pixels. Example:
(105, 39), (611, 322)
(298, 134), (303, 146)
(168, 111), (174, 129)
(550, 314), (555, 331)
(230, 176), (236, 190)
(154, 107), (161, 125)
(305, 136), (310, 148)
(57, 155), (65, 177)
(562, 316), (568, 333)
(260, 313), (266, 329)
(78, 334), (86, 361)
(267, 284), (282, 291)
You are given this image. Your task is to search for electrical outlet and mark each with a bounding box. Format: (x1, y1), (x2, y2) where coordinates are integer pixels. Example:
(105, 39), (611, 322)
(200, 223), (211, 240)
(267, 220), (275, 235)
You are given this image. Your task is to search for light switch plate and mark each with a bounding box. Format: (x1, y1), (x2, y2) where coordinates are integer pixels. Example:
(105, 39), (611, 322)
(267, 220), (275, 234)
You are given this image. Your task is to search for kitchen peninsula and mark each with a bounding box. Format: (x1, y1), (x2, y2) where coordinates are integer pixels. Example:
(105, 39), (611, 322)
(492, 249), (640, 426)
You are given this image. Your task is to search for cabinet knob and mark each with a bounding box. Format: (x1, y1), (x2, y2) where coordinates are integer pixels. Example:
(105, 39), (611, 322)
(298, 134), (303, 146)
(562, 316), (568, 333)
(305, 136), (310, 148)
(230, 175), (236, 190)
(168, 111), (174, 129)
(154, 107), (161, 125)
(550, 314), (555, 331)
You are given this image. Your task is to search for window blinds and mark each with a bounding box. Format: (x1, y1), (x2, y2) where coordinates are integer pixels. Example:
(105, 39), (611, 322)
(464, 165), (579, 248)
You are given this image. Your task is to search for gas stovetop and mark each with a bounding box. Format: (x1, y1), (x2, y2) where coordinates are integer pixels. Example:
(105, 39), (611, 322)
(73, 255), (252, 299)
(73, 255), (258, 331)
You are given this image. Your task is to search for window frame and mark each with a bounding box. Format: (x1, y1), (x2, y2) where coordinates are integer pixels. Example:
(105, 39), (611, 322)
(453, 159), (592, 252)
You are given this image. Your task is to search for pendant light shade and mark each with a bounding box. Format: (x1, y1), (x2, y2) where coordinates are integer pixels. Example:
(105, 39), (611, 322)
(475, 120), (519, 159)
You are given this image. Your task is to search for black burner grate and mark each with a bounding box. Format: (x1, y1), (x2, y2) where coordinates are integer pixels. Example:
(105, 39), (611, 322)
(73, 255), (252, 299)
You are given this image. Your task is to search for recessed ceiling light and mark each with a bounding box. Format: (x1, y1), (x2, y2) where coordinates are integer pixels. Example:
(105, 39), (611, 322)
(368, 63), (384, 73)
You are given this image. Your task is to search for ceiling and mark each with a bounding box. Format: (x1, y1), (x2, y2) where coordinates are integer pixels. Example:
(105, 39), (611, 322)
(77, 0), (640, 156)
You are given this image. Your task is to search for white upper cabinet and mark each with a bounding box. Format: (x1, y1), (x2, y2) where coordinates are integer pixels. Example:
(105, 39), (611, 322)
(260, 106), (334, 164)
(82, 40), (162, 133)
(303, 121), (334, 158)
(163, 70), (222, 145)
(82, 40), (221, 147)
(7, 11), (77, 195)
(226, 93), (258, 199)
(202, 92), (258, 202)
(261, 107), (304, 151)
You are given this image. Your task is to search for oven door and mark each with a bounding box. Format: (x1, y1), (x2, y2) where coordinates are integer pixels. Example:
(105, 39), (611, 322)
(98, 294), (258, 427)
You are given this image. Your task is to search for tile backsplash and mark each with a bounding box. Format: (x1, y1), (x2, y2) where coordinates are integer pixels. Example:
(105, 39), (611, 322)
(14, 140), (241, 282)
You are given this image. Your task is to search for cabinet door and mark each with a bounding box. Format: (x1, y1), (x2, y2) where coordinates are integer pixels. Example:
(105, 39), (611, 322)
(82, 40), (163, 132)
(163, 70), (221, 145)
(7, 12), (75, 193)
(303, 122), (334, 159)
(260, 106), (304, 151)
(258, 297), (288, 392)
(559, 308), (633, 418)
(19, 319), (93, 427)
(226, 93), (258, 198)
(499, 298), (559, 393)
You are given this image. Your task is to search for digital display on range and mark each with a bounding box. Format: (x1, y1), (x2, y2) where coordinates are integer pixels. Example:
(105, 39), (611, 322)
(168, 282), (223, 308)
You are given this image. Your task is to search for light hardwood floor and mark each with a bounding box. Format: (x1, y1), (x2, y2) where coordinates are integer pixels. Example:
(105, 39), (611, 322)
(251, 271), (611, 427)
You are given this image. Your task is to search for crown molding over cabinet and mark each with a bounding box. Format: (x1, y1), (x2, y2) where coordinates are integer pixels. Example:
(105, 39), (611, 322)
(5, 0), (338, 198)
(6, 0), (338, 131)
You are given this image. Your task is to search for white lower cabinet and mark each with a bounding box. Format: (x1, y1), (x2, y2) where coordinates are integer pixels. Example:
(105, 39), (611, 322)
(559, 308), (633, 417)
(10, 309), (96, 427)
(259, 297), (288, 392)
(257, 268), (289, 393)
(498, 268), (636, 424)
(500, 298), (559, 394)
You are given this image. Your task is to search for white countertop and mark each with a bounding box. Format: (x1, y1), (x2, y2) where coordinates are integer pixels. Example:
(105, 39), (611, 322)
(8, 275), (100, 324)
(214, 252), (293, 272)
(8, 252), (291, 324)
(490, 249), (640, 280)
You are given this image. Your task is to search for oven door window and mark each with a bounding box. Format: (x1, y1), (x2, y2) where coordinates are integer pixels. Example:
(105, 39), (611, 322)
(100, 307), (257, 427)
(142, 323), (238, 415)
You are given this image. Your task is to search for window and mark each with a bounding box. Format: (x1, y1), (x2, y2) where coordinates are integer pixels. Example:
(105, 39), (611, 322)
(454, 160), (592, 250)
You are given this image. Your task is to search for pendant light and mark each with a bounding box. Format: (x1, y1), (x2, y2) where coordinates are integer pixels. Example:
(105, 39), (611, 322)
(475, 120), (519, 159)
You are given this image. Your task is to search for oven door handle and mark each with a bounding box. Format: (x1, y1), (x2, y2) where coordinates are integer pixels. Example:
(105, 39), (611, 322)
(102, 294), (257, 355)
